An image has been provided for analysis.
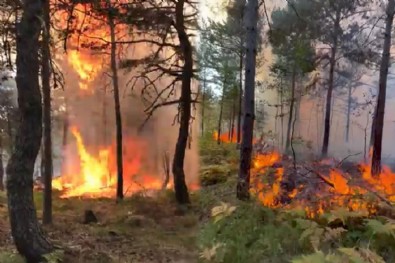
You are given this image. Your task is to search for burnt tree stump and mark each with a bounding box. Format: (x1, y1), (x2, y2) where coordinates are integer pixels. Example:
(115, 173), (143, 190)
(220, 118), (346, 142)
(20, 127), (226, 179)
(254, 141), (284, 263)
(83, 210), (98, 224)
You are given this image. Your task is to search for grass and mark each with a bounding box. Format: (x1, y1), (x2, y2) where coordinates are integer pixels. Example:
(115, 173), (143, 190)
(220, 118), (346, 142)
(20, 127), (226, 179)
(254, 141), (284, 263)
(0, 190), (199, 263)
(4, 137), (394, 262)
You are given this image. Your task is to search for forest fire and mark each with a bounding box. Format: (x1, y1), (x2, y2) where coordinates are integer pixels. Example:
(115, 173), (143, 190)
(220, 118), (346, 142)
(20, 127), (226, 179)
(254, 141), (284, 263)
(52, 127), (165, 198)
(48, 1), (202, 198)
(250, 150), (395, 217)
(213, 130), (238, 143)
(54, 2), (125, 90)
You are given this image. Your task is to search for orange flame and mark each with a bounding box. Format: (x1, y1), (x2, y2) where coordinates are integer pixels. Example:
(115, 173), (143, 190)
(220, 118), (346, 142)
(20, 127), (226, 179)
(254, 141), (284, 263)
(53, 127), (165, 198)
(213, 129), (238, 143)
(251, 148), (395, 217)
(250, 151), (284, 207)
(54, 2), (125, 91)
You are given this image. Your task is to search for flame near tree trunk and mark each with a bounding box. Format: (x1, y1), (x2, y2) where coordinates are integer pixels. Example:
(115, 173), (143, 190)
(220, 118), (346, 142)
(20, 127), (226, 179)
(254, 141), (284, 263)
(51, 1), (200, 198)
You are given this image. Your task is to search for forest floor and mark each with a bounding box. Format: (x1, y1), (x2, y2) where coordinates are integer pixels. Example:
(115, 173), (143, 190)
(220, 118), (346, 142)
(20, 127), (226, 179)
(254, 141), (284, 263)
(2, 138), (395, 262)
(0, 191), (200, 263)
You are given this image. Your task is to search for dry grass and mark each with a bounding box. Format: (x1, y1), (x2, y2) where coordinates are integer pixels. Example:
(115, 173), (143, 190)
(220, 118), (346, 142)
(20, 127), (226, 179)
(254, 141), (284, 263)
(0, 190), (198, 263)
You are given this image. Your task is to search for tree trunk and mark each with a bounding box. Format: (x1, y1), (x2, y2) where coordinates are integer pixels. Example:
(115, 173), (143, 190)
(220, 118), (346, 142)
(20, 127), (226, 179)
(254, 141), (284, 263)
(201, 72), (206, 135)
(108, 8), (124, 201)
(6, 109), (13, 151)
(280, 79), (284, 149)
(345, 83), (352, 142)
(237, 0), (258, 200)
(321, 11), (340, 157)
(172, 0), (191, 205)
(237, 52), (243, 144)
(42, 0), (53, 225)
(230, 98), (236, 141)
(285, 67), (296, 152)
(369, 102), (377, 147)
(6, 0), (54, 260)
(217, 87), (225, 145)
(0, 136), (4, 191)
(371, 0), (395, 176)
(61, 97), (69, 177)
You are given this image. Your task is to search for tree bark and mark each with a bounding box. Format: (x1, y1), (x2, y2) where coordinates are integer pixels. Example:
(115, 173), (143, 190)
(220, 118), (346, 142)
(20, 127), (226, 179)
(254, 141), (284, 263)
(321, 10), (340, 157)
(0, 136), (4, 191)
(371, 0), (395, 177)
(345, 83), (352, 142)
(237, 0), (258, 200)
(237, 52), (243, 144)
(217, 86), (225, 145)
(6, 0), (54, 260)
(42, 0), (53, 225)
(201, 72), (206, 135)
(230, 98), (236, 141)
(285, 67), (296, 152)
(108, 7), (124, 201)
(237, 2), (245, 145)
(172, 0), (191, 205)
(6, 109), (13, 151)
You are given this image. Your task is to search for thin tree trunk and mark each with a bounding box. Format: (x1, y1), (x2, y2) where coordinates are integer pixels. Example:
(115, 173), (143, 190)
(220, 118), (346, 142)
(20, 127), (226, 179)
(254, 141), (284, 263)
(108, 8), (124, 201)
(285, 67), (296, 152)
(230, 98), (236, 141)
(0, 135), (4, 191)
(371, 0), (395, 176)
(345, 83), (352, 142)
(321, 11), (340, 157)
(237, 52), (243, 144)
(370, 103), (377, 147)
(61, 97), (69, 177)
(6, 0), (54, 260)
(280, 79), (284, 149)
(172, 0), (191, 205)
(201, 72), (206, 135)
(217, 86), (225, 145)
(237, 0), (258, 200)
(228, 117), (232, 140)
(6, 109), (13, 151)
(42, 0), (53, 225)
(295, 91), (301, 137)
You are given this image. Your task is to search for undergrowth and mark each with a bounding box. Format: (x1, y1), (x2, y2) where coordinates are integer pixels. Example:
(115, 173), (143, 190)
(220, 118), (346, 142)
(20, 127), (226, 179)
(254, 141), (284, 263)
(198, 136), (395, 263)
(198, 200), (395, 263)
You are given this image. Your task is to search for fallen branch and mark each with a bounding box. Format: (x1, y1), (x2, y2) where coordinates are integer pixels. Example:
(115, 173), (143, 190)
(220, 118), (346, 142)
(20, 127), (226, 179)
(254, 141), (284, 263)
(303, 166), (335, 188)
(335, 152), (362, 168)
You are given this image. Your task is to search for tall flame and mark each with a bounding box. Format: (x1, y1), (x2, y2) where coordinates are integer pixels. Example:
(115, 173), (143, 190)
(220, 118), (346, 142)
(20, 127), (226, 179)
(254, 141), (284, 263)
(53, 126), (166, 198)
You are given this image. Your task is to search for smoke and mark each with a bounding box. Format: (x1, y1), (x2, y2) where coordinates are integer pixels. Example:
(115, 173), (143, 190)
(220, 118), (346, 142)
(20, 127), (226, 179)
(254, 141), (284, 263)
(53, 40), (200, 191)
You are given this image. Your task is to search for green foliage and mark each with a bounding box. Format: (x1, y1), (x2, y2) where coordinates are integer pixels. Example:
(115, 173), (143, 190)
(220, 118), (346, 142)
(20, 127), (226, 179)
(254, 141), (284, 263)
(198, 199), (395, 263)
(199, 135), (239, 166)
(200, 165), (230, 186)
(43, 250), (64, 263)
(0, 252), (24, 263)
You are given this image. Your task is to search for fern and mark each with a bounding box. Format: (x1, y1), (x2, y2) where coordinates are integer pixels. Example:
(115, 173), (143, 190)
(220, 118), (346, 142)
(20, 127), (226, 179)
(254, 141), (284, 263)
(43, 250), (64, 263)
(358, 248), (386, 263)
(364, 218), (395, 238)
(338, 247), (367, 263)
(323, 227), (347, 243)
(291, 251), (343, 263)
(200, 243), (223, 262)
(211, 202), (237, 223)
(324, 208), (367, 225)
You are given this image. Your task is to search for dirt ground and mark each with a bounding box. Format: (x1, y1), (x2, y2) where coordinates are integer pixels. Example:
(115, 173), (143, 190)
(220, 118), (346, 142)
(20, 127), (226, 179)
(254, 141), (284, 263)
(0, 191), (199, 263)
